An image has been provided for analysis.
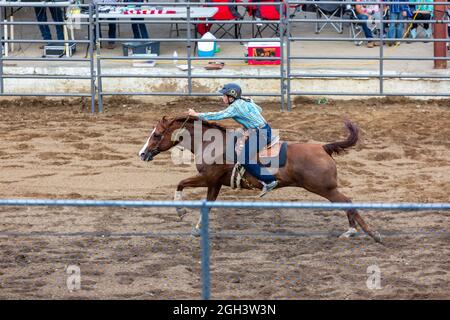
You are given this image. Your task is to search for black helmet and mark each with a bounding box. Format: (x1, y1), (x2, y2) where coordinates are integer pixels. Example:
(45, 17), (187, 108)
(218, 83), (242, 99)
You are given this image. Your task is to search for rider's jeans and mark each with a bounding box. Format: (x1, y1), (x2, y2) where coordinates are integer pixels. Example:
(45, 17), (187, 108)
(239, 123), (277, 183)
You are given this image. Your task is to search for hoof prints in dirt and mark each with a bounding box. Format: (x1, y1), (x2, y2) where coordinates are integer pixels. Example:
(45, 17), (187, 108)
(0, 98), (449, 299)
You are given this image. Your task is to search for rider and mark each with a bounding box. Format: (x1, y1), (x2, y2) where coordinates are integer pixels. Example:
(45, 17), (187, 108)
(188, 83), (278, 197)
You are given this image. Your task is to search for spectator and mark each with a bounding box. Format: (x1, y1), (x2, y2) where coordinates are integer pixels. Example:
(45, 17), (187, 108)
(355, 0), (381, 48)
(386, 0), (408, 46)
(124, 0), (149, 39)
(93, 0), (117, 49)
(33, 4), (65, 48)
(409, 0), (434, 40)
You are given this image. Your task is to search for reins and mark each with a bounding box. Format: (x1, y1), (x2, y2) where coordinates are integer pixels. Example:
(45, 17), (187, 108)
(171, 115), (190, 147)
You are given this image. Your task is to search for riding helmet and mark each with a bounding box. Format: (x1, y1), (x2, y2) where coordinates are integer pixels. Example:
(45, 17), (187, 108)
(218, 83), (242, 99)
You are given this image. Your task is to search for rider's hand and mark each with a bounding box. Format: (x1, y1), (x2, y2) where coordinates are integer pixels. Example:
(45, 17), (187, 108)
(188, 109), (198, 117)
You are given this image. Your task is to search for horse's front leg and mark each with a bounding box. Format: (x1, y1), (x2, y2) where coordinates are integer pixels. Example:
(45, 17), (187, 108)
(175, 174), (208, 220)
(191, 183), (222, 237)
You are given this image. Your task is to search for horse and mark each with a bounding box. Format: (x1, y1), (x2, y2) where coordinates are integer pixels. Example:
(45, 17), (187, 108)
(139, 116), (382, 243)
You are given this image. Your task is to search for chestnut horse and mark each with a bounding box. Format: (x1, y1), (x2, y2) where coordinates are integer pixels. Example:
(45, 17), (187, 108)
(139, 116), (382, 243)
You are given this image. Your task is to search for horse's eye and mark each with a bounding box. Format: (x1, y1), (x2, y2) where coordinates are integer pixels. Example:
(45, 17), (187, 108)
(153, 134), (162, 139)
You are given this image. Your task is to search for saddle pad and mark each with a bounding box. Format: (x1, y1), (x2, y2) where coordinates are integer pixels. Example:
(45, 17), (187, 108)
(260, 141), (288, 168)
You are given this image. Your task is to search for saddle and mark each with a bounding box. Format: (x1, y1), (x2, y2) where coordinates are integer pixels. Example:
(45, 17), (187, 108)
(235, 134), (288, 167)
(231, 134), (288, 189)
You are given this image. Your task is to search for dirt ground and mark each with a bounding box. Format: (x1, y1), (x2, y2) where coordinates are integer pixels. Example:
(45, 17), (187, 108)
(0, 97), (448, 299)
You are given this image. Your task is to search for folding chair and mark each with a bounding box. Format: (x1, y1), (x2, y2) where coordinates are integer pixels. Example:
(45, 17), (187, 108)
(314, 0), (344, 34)
(345, 5), (365, 46)
(196, 0), (242, 39)
(248, 0), (286, 38)
(345, 4), (382, 46)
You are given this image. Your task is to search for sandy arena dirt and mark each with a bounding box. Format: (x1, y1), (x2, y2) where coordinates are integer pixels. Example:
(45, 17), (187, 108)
(0, 97), (449, 299)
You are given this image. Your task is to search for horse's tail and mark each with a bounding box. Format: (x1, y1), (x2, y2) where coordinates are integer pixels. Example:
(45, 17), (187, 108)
(323, 121), (359, 157)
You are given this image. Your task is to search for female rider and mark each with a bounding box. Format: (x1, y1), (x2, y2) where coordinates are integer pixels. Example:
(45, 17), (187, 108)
(188, 83), (278, 197)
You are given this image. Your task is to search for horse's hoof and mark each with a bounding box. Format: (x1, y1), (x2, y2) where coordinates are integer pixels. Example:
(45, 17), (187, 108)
(176, 208), (187, 220)
(339, 227), (358, 239)
(373, 231), (383, 244)
(190, 227), (201, 238)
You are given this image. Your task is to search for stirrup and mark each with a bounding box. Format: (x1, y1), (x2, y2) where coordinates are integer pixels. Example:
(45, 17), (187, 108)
(258, 180), (278, 198)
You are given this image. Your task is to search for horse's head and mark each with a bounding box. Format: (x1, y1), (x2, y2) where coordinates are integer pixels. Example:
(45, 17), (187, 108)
(139, 116), (185, 162)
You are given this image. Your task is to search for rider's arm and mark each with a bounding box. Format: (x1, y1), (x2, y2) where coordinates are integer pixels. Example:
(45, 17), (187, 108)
(197, 104), (238, 121)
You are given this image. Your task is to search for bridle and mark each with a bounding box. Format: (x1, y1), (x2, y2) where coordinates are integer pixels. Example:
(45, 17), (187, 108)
(148, 116), (191, 156)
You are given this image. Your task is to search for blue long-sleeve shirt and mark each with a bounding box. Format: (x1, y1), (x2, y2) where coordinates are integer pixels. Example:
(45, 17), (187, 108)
(197, 99), (267, 129)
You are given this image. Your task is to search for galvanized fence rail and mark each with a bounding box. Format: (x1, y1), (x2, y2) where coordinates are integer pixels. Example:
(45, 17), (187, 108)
(94, 1), (287, 112)
(1, 198), (449, 299)
(0, 1), (97, 112)
(0, 1), (449, 112)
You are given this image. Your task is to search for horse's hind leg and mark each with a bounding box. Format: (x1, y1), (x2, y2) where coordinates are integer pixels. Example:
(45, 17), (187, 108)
(321, 188), (382, 243)
(191, 184), (222, 237)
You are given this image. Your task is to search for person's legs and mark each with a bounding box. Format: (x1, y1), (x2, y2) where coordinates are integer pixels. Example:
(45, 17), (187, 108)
(422, 13), (432, 37)
(131, 20), (141, 38)
(34, 7), (52, 41)
(396, 12), (405, 40)
(357, 14), (373, 39)
(240, 126), (276, 184)
(387, 12), (399, 39)
(138, 22), (149, 39)
(108, 19), (116, 45)
(49, 7), (65, 41)
(411, 12), (420, 37)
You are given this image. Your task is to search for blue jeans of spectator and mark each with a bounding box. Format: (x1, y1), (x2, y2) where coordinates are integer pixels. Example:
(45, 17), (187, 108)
(239, 123), (277, 184)
(94, 19), (117, 44)
(124, 0), (149, 39)
(34, 7), (64, 41)
(131, 21), (149, 39)
(357, 14), (373, 39)
(388, 12), (404, 39)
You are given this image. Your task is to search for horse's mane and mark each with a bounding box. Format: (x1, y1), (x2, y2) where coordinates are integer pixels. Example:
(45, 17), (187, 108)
(169, 116), (228, 132)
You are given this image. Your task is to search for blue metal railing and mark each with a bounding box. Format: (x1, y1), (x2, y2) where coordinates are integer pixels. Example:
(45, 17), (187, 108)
(1, 198), (449, 299)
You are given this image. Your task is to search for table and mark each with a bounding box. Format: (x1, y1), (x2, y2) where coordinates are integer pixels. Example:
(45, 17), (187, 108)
(67, 6), (218, 20)
(65, 5), (218, 57)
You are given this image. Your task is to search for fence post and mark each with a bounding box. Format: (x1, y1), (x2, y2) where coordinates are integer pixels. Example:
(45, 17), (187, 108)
(89, 2), (96, 114)
(95, 4), (104, 113)
(0, 6), (4, 95)
(200, 200), (210, 300)
(433, 3), (448, 69)
(279, 1), (286, 111)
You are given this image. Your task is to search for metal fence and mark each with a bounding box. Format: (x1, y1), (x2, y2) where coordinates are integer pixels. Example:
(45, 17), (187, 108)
(1, 198), (449, 299)
(0, 2), (97, 112)
(0, 1), (449, 112)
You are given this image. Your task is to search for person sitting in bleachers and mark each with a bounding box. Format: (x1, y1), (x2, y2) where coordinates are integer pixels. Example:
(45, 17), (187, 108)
(408, 0), (434, 40)
(355, 0), (381, 48)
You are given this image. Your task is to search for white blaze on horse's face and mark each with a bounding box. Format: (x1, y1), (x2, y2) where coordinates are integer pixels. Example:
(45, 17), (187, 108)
(139, 128), (155, 159)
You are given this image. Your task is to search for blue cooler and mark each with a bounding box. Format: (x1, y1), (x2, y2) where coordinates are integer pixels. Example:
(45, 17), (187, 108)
(198, 43), (216, 57)
(197, 32), (216, 57)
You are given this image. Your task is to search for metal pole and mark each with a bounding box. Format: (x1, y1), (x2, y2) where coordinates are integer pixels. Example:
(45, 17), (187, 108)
(89, 3), (96, 114)
(0, 7), (3, 94)
(379, 3), (385, 95)
(187, 4), (192, 95)
(279, 2), (285, 111)
(286, 1), (292, 111)
(200, 201), (210, 300)
(433, 3), (448, 69)
(95, 5), (104, 112)
(4, 12), (8, 57)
